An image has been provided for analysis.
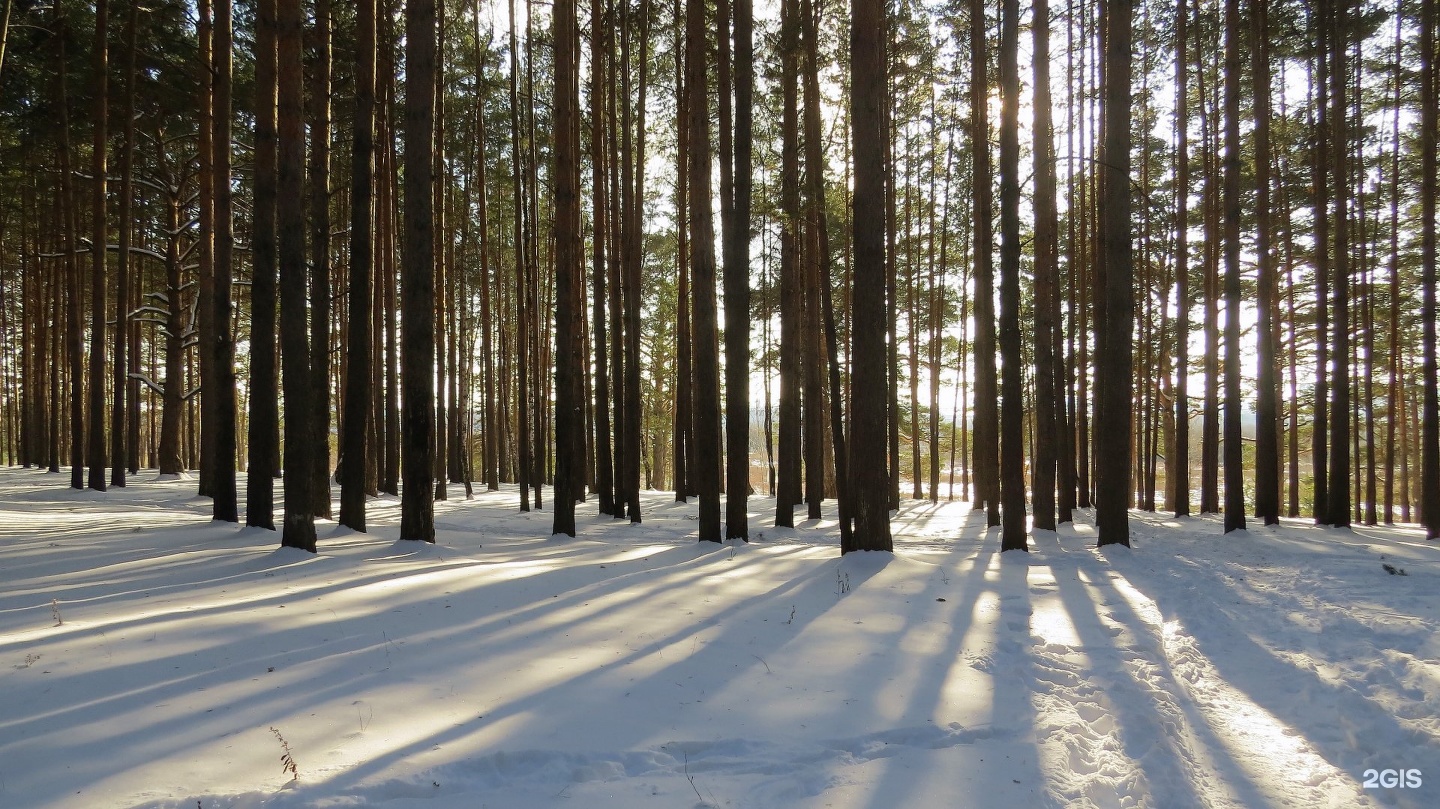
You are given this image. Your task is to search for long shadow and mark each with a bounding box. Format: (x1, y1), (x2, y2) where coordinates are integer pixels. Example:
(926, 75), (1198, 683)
(1036, 529), (1266, 809)
(1104, 533), (1439, 809)
(853, 509), (1050, 808)
(313, 546), (882, 799)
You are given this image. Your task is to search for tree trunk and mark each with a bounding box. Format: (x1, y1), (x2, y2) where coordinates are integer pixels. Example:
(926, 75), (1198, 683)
(401, 0), (437, 542)
(277, 0), (316, 550)
(1096, 0), (1133, 547)
(1311, 8), (1331, 523)
(111, 0), (138, 487)
(87, 0), (108, 492)
(725, 0), (753, 538)
(1251, 0), (1278, 527)
(212, 0), (239, 521)
(248, 0), (279, 530)
(1031, 0), (1058, 532)
(1222, 0), (1246, 533)
(970, 0), (999, 527)
(340, 0), (376, 531)
(847, 0), (892, 553)
(997, 0), (1027, 551)
(1172, 0), (1190, 517)
(686, 0), (722, 542)
(553, 0), (581, 537)
(776, 0), (801, 528)
(1325, 0), (1352, 528)
(309, 0), (333, 518)
(1421, 0), (1439, 538)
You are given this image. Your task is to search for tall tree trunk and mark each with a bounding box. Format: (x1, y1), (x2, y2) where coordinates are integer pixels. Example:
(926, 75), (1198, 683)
(686, 0), (722, 542)
(1311, 9), (1331, 523)
(553, 0), (581, 537)
(340, 0), (376, 531)
(111, 0), (137, 487)
(1421, 0), (1439, 538)
(195, 0), (215, 494)
(776, 0), (801, 527)
(997, 0), (1027, 551)
(401, 0), (437, 542)
(803, 0), (850, 545)
(88, 0), (108, 491)
(1325, 0), (1352, 528)
(623, 0), (649, 521)
(1252, 0), (1280, 526)
(1032, 0), (1059, 532)
(1172, 0), (1190, 517)
(278, 0), (315, 550)
(508, 0), (531, 512)
(158, 181), (184, 475)
(847, 0), (892, 553)
(310, 0), (333, 518)
(725, 0), (753, 538)
(591, 0), (614, 510)
(1222, 0), (1246, 533)
(970, 0), (999, 527)
(1096, 0), (1133, 546)
(212, 0), (239, 521)
(248, 0), (279, 530)
(55, 8), (84, 491)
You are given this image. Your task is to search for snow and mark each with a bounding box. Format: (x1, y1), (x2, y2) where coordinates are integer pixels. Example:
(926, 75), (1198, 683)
(1, 466), (1437, 809)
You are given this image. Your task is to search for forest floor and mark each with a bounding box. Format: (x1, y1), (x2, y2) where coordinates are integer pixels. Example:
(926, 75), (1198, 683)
(0, 466), (1437, 809)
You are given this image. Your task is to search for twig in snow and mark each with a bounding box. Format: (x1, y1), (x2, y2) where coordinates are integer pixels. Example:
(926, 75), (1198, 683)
(752, 654), (772, 674)
(684, 752), (704, 803)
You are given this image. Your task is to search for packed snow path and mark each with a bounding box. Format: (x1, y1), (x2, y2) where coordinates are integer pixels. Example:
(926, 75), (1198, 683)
(0, 467), (1436, 808)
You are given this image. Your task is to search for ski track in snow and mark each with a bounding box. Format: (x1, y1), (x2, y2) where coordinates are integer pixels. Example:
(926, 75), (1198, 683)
(1, 468), (1437, 808)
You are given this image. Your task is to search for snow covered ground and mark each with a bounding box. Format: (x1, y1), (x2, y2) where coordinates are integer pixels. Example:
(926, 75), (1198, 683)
(0, 466), (1436, 809)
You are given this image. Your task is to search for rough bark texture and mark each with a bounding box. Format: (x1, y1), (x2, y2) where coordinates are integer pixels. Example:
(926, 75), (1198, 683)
(340, 0), (376, 532)
(552, 0), (580, 537)
(1096, 0), (1133, 547)
(847, 0), (892, 553)
(725, 0), (753, 539)
(997, 0), (1027, 551)
(277, 0), (316, 551)
(247, 0), (278, 531)
(212, 0), (238, 522)
(687, 0), (722, 542)
(1222, 0), (1246, 533)
(401, 0), (437, 543)
(1031, 0), (1059, 532)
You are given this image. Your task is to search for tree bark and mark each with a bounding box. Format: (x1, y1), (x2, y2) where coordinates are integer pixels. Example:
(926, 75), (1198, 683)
(1031, 0), (1059, 532)
(847, 0), (892, 553)
(212, 0), (239, 521)
(687, 0), (722, 542)
(401, 0), (437, 542)
(725, 0), (753, 538)
(1096, 0), (1133, 547)
(340, 0), (377, 531)
(970, 0), (999, 527)
(553, 0), (581, 537)
(1252, 0), (1280, 525)
(1421, 0), (1439, 538)
(278, 0), (316, 550)
(248, 0), (279, 530)
(1222, 0), (1246, 533)
(87, 0), (108, 492)
(310, 0), (334, 518)
(1172, 0), (1191, 517)
(111, 0), (138, 487)
(997, 0), (1027, 551)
